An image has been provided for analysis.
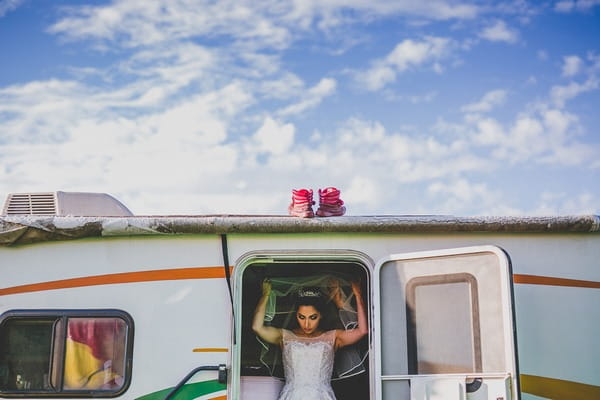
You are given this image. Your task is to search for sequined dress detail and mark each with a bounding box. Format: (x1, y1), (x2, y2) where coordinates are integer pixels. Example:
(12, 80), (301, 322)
(279, 329), (336, 400)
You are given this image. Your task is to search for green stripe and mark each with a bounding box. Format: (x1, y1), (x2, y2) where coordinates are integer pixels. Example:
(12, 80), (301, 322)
(135, 379), (226, 400)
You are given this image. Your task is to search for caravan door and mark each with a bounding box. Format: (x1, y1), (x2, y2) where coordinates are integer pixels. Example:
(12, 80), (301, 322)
(374, 245), (519, 400)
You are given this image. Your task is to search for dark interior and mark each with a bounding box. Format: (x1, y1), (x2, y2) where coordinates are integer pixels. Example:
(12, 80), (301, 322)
(240, 261), (371, 400)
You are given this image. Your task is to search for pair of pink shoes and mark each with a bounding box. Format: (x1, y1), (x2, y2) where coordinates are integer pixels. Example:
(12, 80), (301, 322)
(288, 187), (346, 218)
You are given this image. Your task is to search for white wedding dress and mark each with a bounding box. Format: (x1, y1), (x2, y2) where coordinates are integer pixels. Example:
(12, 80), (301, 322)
(278, 329), (337, 400)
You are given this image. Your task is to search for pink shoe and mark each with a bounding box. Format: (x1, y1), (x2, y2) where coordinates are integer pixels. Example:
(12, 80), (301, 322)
(316, 187), (346, 217)
(288, 188), (315, 218)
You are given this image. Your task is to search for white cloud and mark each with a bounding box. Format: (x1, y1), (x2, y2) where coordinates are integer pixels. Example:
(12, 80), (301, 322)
(1, 76), (597, 215)
(344, 176), (382, 207)
(500, 115), (545, 161)
(251, 117), (295, 155)
(471, 117), (505, 145)
(408, 91), (438, 104)
(356, 36), (455, 90)
(0, 73), (252, 142)
(241, 116), (493, 215)
(465, 105), (596, 166)
(0, 74), (257, 212)
(549, 52), (600, 106)
(384, 91), (438, 103)
(590, 52), (600, 71)
(427, 178), (503, 215)
(555, 1), (573, 12)
(302, 0), (480, 23)
(550, 77), (599, 107)
(532, 192), (598, 215)
(0, 42), (222, 142)
(47, 0), (480, 51)
(49, 1), (292, 50)
(142, 86), (251, 146)
(562, 55), (583, 77)
(314, 118), (485, 186)
(358, 64), (397, 92)
(461, 89), (508, 113)
(0, 0), (23, 17)
(555, 0), (600, 13)
(278, 78), (337, 116)
(122, 42), (215, 81)
(259, 73), (305, 100)
(0, 79), (91, 143)
(479, 20), (519, 43)
(386, 37), (452, 70)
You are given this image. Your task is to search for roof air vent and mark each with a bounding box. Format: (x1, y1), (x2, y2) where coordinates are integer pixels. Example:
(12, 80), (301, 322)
(2, 191), (133, 217)
(3, 192), (57, 215)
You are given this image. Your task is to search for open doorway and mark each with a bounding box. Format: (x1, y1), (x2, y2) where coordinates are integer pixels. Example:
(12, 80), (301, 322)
(237, 259), (370, 400)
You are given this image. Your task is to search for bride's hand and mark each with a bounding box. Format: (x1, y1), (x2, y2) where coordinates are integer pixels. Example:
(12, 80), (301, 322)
(262, 278), (272, 296)
(327, 278), (345, 308)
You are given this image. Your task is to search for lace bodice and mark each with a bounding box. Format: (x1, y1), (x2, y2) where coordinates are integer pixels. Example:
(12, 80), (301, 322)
(279, 329), (336, 400)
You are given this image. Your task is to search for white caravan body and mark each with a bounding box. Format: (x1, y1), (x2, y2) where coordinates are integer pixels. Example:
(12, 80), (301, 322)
(0, 214), (598, 400)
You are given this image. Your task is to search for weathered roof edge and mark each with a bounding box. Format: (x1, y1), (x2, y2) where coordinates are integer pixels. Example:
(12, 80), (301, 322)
(1, 214), (599, 247)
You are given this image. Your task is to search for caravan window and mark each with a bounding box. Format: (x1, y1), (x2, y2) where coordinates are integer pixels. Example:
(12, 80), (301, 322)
(405, 273), (483, 374)
(0, 310), (133, 397)
(238, 260), (371, 400)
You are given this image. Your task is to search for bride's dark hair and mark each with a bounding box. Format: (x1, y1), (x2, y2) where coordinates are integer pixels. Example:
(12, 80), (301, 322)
(294, 287), (326, 314)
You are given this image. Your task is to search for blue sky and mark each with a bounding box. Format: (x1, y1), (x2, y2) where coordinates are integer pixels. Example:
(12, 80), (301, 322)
(1, 0), (599, 216)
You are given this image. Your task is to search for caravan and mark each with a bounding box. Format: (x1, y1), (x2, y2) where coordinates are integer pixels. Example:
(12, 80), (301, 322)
(0, 192), (598, 399)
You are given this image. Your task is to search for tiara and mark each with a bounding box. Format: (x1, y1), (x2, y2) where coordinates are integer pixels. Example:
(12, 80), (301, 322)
(297, 288), (321, 298)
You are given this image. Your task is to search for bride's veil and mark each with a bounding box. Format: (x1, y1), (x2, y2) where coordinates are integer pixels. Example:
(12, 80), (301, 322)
(257, 273), (368, 380)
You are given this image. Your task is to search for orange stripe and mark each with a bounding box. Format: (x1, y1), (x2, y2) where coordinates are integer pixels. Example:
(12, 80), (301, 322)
(0, 266), (232, 296)
(521, 374), (600, 399)
(5, 270), (596, 296)
(193, 348), (228, 353)
(513, 274), (600, 288)
(210, 396), (227, 400)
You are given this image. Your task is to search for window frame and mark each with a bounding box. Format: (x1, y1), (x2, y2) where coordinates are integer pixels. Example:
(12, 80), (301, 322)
(405, 272), (482, 374)
(0, 309), (134, 398)
(231, 250), (374, 400)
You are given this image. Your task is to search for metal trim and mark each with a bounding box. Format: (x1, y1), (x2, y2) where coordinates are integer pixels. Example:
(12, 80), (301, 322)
(1, 214), (599, 246)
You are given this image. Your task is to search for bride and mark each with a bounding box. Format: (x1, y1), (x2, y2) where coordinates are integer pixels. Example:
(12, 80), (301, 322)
(252, 278), (368, 400)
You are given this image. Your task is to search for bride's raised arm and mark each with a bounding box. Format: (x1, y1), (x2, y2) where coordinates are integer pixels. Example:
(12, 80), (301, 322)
(252, 279), (283, 345)
(334, 281), (368, 349)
